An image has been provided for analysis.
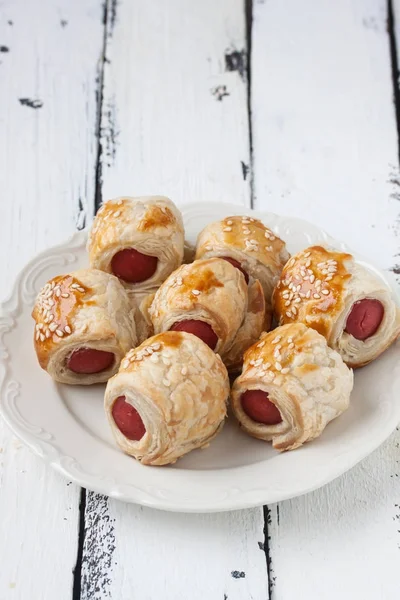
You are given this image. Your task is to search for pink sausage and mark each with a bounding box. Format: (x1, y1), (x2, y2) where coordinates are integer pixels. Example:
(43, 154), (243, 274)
(345, 299), (384, 341)
(170, 319), (218, 350)
(111, 248), (158, 283)
(67, 348), (114, 374)
(112, 396), (146, 441)
(241, 389), (282, 425)
(221, 256), (249, 284)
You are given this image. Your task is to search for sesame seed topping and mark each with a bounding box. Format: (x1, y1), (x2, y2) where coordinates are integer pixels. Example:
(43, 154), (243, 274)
(55, 329), (64, 337)
(114, 210), (121, 217)
(271, 336), (282, 344)
(35, 331), (40, 341)
(256, 341), (265, 348)
(289, 342), (295, 349)
(242, 228), (251, 234)
(61, 293), (69, 298)
(304, 251), (311, 258)
(294, 297), (301, 303)
(149, 353), (159, 363)
(309, 275), (315, 283)
(163, 379), (171, 387)
(64, 325), (72, 334)
(326, 275), (333, 281)
(313, 293), (321, 299)
(306, 290), (311, 298)
(152, 343), (161, 350)
(223, 226), (232, 232)
(322, 289), (330, 295)
(49, 322), (57, 332)
(227, 220), (233, 225)
(264, 362), (271, 369)
(286, 311), (292, 318)
(275, 362), (282, 371)
(181, 366), (188, 375)
(285, 300), (290, 307)
(281, 367), (290, 374)
(192, 289), (200, 296)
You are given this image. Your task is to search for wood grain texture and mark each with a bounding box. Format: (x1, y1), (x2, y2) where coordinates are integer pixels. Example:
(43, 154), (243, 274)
(0, 1), (104, 598)
(251, 1), (400, 598)
(80, 1), (268, 599)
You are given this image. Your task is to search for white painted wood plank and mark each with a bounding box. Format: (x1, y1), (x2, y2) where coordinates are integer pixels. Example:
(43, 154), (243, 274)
(97, 0), (251, 208)
(251, 1), (400, 598)
(0, 1), (105, 598)
(81, 2), (268, 599)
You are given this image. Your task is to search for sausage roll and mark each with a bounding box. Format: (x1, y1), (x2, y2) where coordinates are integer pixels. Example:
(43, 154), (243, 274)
(131, 291), (155, 344)
(88, 196), (185, 292)
(149, 257), (248, 355)
(273, 245), (400, 368)
(195, 216), (289, 305)
(105, 331), (229, 465)
(32, 269), (137, 385)
(231, 323), (353, 451)
(223, 279), (271, 373)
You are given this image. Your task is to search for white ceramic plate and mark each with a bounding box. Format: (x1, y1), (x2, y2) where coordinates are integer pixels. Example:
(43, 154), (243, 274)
(1, 202), (399, 512)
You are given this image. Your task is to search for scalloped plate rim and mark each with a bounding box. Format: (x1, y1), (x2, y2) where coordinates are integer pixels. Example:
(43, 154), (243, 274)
(0, 202), (399, 513)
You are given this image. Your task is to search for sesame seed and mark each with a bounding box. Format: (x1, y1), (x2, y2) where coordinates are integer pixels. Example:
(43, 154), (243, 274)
(114, 210), (121, 217)
(122, 360), (129, 369)
(242, 228), (250, 234)
(275, 362), (282, 371)
(227, 220), (233, 225)
(289, 342), (295, 349)
(163, 378), (171, 387)
(249, 359), (255, 366)
(322, 289), (330, 295)
(64, 325), (72, 334)
(328, 266), (336, 272)
(286, 311), (292, 318)
(281, 367), (290, 374)
(326, 275), (333, 281)
(181, 366), (188, 375)
(272, 336), (281, 344)
(152, 343), (161, 350)
(306, 290), (311, 298)
(39, 333), (45, 342)
(292, 305), (298, 315)
(296, 285), (301, 292)
(313, 293), (321, 299)
(257, 341), (265, 348)
(304, 251), (311, 258)
(309, 275), (315, 283)
(192, 289), (200, 296)
(242, 218), (250, 224)
(61, 293), (69, 298)
(223, 227), (232, 232)
(55, 329), (64, 337)
(315, 279), (321, 287)
(45, 329), (51, 338)
(35, 331), (40, 341)
(150, 353), (159, 363)
(285, 300), (290, 307)
(264, 362), (271, 369)
(77, 287), (85, 293)
(49, 322), (57, 332)
(294, 297), (301, 303)
(253, 359), (263, 367)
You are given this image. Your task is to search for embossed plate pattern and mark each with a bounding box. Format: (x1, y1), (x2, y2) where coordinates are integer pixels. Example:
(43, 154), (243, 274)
(0, 203), (399, 512)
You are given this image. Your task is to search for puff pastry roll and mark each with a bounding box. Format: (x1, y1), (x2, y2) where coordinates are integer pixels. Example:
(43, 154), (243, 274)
(32, 269), (137, 385)
(273, 245), (400, 368)
(105, 331), (229, 465)
(223, 279), (271, 373)
(195, 216), (289, 305)
(149, 257), (248, 355)
(88, 196), (185, 292)
(231, 323), (353, 451)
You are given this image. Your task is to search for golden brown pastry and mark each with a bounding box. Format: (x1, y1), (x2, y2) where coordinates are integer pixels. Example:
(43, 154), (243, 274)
(223, 279), (271, 373)
(231, 323), (353, 451)
(195, 215), (289, 305)
(104, 331), (229, 465)
(32, 269), (136, 384)
(273, 245), (400, 367)
(149, 257), (253, 357)
(88, 196), (184, 293)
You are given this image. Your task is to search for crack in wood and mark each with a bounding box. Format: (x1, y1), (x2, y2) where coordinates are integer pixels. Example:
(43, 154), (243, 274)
(0, 46), (10, 52)
(72, 488), (86, 600)
(245, 0), (254, 207)
(263, 506), (276, 598)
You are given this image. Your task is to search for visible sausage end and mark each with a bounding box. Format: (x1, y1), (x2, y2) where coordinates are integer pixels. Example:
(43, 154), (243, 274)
(241, 389), (282, 425)
(221, 256), (249, 283)
(345, 298), (384, 341)
(111, 248), (158, 283)
(112, 395), (146, 441)
(170, 319), (218, 350)
(67, 348), (115, 374)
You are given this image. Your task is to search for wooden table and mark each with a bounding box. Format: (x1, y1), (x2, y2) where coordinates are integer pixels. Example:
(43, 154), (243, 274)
(1, 1), (399, 598)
